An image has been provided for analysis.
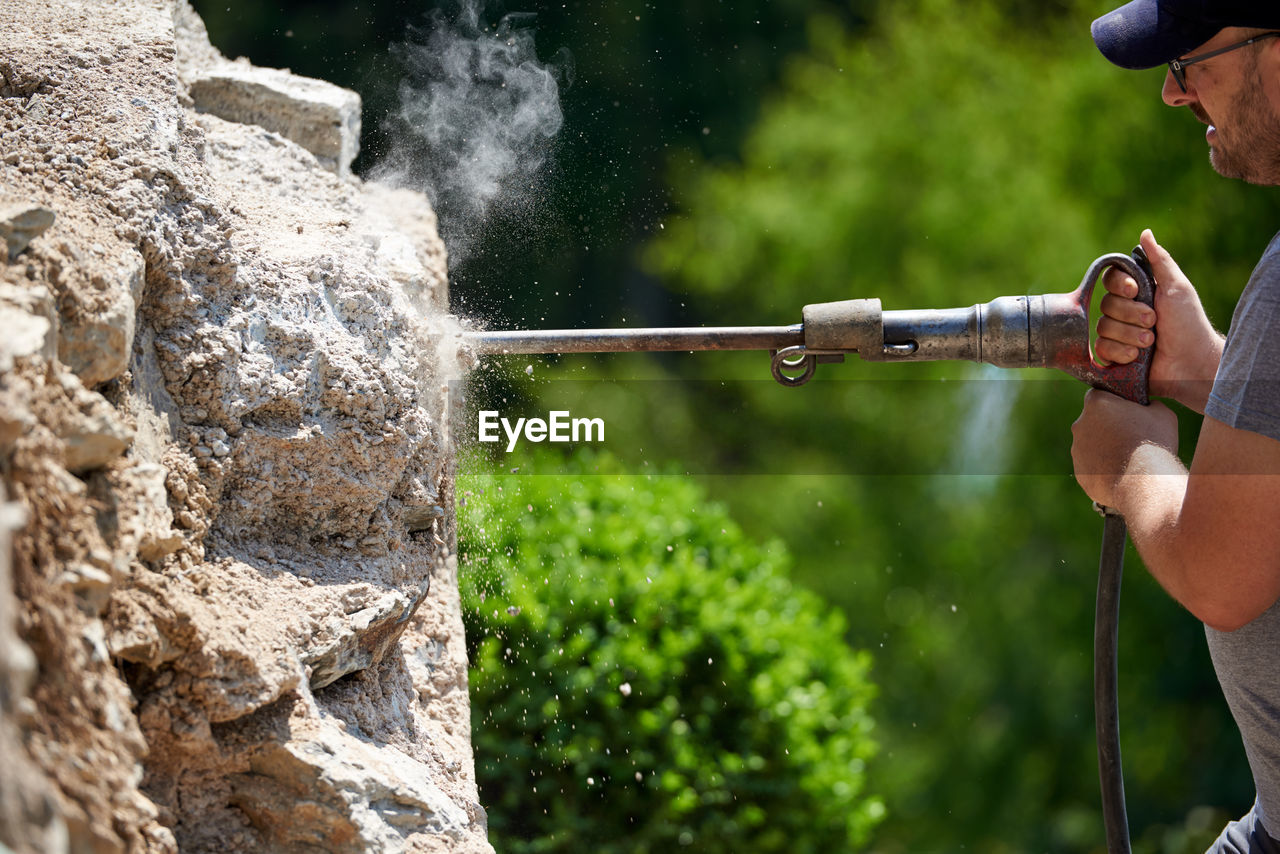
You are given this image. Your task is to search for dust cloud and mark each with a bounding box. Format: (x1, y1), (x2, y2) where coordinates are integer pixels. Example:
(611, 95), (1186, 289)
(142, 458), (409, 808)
(372, 1), (570, 266)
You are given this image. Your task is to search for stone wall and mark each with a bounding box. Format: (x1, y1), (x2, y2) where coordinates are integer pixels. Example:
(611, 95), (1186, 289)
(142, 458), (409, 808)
(0, 1), (488, 851)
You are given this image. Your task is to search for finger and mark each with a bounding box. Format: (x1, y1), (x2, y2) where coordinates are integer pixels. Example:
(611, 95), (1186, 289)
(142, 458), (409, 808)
(1141, 228), (1190, 289)
(1100, 293), (1155, 327)
(1094, 337), (1141, 366)
(1102, 268), (1139, 299)
(1074, 388), (1115, 434)
(1071, 389), (1095, 436)
(1081, 386), (1120, 412)
(1096, 315), (1154, 349)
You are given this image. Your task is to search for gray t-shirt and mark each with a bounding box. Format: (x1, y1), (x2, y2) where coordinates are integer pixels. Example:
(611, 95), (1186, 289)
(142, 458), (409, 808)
(1203, 231), (1280, 832)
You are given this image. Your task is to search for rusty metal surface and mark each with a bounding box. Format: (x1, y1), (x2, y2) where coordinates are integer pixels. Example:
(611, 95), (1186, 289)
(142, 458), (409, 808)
(1044, 252), (1154, 405)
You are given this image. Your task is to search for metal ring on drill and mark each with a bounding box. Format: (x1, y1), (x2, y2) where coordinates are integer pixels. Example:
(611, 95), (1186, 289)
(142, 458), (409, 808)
(770, 346), (817, 387)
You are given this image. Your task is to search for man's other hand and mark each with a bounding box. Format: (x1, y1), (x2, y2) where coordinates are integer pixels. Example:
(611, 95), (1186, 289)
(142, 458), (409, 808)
(1071, 387), (1179, 508)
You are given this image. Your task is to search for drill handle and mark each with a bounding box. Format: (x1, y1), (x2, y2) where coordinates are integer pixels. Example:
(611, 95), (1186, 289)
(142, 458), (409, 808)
(1056, 250), (1155, 405)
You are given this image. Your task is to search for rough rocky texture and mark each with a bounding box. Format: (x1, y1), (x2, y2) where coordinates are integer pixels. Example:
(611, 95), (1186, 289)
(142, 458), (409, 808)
(0, 203), (57, 259)
(0, 1), (487, 851)
(173, 4), (361, 178)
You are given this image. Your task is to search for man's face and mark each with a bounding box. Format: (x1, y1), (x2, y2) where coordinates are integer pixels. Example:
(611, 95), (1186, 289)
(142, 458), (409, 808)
(1164, 28), (1280, 186)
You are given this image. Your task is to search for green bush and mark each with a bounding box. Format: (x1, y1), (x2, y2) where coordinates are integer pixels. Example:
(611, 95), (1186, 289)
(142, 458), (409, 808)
(457, 451), (883, 853)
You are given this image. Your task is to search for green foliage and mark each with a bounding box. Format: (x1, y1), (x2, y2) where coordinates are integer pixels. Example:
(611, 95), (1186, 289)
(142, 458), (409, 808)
(589, 0), (1280, 850)
(457, 452), (883, 853)
(646, 0), (1279, 331)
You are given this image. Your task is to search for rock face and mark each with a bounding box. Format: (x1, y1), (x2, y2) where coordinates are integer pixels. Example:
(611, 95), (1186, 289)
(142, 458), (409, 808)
(0, 1), (487, 852)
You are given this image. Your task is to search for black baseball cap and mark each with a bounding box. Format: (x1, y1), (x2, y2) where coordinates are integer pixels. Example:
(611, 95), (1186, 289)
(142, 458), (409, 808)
(1092, 0), (1280, 69)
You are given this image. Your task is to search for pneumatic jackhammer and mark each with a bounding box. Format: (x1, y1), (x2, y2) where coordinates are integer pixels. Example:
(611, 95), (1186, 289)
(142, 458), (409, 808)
(463, 249), (1156, 853)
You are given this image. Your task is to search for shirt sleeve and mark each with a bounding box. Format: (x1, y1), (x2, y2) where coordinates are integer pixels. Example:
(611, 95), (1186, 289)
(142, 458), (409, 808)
(1205, 236), (1280, 443)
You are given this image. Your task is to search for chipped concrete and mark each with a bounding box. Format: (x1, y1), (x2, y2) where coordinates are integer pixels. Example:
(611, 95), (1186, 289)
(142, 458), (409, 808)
(0, 1), (488, 851)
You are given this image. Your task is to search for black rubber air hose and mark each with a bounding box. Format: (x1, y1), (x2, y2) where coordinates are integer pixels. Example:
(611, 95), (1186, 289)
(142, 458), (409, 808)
(1096, 509), (1131, 853)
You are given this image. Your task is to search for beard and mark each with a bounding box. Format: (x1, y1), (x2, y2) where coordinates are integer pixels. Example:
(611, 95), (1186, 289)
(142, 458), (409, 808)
(1200, 58), (1280, 186)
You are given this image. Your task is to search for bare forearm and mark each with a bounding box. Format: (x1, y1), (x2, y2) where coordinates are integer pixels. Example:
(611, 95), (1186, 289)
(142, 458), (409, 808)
(1114, 441), (1272, 631)
(1111, 444), (1197, 607)
(1074, 375), (1280, 632)
(1111, 444), (1268, 632)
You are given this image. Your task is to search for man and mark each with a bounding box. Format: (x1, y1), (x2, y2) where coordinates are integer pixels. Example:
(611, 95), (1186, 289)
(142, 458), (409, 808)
(1074, 1), (1280, 849)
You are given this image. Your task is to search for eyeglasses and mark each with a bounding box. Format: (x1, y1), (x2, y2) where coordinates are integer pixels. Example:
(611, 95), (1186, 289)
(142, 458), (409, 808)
(1169, 32), (1280, 93)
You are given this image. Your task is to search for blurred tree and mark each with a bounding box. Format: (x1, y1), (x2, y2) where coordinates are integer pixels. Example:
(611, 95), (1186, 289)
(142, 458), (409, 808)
(610, 0), (1280, 850)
